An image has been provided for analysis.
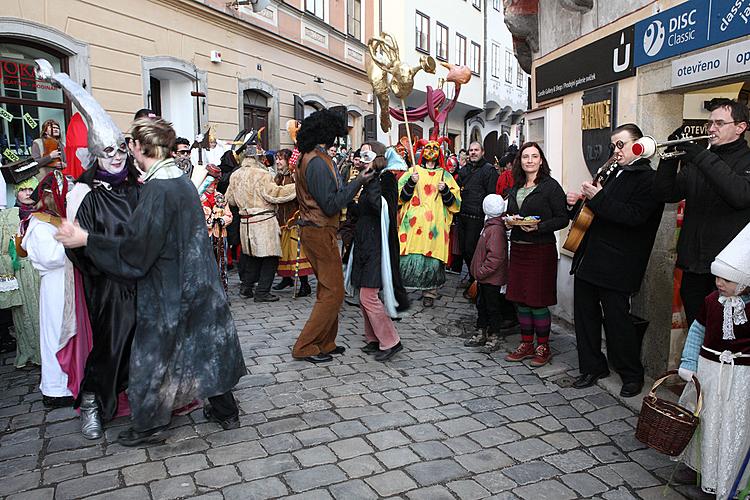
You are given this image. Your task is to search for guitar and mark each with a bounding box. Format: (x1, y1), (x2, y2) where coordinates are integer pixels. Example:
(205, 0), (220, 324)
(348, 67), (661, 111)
(562, 155), (619, 253)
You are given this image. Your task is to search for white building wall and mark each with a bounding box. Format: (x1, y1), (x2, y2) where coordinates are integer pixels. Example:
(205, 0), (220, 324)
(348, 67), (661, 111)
(377, 0), (485, 146)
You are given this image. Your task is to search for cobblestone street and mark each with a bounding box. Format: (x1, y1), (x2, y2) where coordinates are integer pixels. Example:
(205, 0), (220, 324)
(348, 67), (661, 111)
(0, 271), (689, 500)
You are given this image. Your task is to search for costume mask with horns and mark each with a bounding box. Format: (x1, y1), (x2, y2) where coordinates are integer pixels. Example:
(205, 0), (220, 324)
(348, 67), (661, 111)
(415, 137), (450, 170)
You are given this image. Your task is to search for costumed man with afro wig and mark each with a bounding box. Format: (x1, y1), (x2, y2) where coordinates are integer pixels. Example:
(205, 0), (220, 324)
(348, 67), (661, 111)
(291, 109), (374, 363)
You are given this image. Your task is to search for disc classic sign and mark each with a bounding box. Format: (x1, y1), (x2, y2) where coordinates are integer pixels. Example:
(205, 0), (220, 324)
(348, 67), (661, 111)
(535, 26), (635, 102)
(581, 84), (617, 176)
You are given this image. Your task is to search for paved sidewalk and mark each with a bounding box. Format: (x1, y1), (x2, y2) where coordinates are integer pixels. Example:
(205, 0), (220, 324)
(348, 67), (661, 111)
(0, 270), (690, 499)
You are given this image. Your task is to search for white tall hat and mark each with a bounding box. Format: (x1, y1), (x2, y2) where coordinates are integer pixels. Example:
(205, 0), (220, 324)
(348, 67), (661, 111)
(711, 222), (750, 289)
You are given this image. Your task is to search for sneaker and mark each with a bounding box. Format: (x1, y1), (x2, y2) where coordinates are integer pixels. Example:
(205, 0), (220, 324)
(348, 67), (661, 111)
(479, 335), (503, 353)
(504, 341), (535, 362)
(530, 343), (552, 367)
(464, 331), (487, 347)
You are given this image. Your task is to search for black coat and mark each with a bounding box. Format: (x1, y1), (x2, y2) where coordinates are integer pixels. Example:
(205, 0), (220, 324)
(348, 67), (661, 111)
(572, 159), (664, 293)
(351, 172), (399, 290)
(218, 151), (241, 247)
(506, 175), (569, 244)
(85, 170), (246, 430)
(67, 180), (139, 421)
(653, 138), (750, 274)
(457, 158), (499, 216)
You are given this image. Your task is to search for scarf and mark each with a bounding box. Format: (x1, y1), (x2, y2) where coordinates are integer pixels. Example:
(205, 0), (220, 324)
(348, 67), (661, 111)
(94, 166), (129, 187)
(717, 291), (749, 340)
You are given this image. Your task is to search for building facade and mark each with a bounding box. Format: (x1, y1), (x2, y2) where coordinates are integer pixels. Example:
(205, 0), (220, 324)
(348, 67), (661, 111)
(0, 0), (377, 204)
(504, 0), (750, 377)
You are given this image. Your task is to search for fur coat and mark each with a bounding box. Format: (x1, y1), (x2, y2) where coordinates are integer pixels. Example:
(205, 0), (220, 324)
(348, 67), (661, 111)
(225, 158), (296, 257)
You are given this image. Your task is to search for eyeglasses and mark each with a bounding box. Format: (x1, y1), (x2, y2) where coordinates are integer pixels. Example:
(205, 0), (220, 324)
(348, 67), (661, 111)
(608, 140), (630, 155)
(704, 120), (741, 129)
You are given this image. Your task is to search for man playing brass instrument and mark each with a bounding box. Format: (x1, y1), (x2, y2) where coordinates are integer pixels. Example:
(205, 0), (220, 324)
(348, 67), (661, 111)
(653, 98), (750, 328)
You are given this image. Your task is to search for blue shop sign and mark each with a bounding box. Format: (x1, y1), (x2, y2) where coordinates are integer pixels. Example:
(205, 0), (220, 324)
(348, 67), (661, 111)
(635, 0), (750, 67)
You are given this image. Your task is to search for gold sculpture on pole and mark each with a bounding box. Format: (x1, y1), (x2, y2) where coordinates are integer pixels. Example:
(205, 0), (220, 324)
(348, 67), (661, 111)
(366, 33), (436, 165)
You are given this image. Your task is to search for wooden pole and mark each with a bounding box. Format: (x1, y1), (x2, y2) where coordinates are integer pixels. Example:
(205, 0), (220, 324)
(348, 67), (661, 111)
(401, 99), (417, 169)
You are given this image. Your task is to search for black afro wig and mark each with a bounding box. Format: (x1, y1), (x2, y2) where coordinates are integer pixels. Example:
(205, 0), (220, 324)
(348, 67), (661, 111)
(297, 109), (348, 154)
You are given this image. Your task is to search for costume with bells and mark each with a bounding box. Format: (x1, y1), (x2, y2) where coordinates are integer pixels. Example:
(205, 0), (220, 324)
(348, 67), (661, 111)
(397, 137), (461, 302)
(678, 222), (750, 498)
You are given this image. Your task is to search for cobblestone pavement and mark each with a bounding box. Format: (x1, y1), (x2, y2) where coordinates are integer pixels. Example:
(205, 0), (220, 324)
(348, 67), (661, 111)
(0, 270), (689, 500)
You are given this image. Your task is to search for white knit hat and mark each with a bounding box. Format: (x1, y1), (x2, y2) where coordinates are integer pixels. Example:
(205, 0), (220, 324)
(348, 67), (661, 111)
(711, 222), (750, 289)
(482, 194), (507, 219)
(711, 222), (750, 340)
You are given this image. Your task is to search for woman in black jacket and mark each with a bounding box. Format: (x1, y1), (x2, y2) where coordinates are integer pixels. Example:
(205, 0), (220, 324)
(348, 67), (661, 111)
(350, 142), (403, 362)
(504, 142), (568, 367)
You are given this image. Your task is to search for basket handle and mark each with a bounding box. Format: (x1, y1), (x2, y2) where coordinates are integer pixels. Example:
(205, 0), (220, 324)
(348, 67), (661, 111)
(648, 370), (703, 417)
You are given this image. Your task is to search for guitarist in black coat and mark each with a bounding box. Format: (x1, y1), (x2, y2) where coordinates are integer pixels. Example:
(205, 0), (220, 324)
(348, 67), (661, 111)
(566, 124), (664, 398)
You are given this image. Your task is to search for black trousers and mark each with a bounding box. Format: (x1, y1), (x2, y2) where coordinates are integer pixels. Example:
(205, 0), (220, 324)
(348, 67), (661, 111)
(458, 215), (484, 278)
(476, 283), (515, 334)
(239, 254), (279, 294)
(574, 277), (644, 384)
(680, 271), (716, 328)
(207, 391), (239, 419)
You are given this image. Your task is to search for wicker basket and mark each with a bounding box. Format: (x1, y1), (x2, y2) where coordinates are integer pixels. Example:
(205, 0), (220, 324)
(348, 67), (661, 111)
(635, 370), (702, 456)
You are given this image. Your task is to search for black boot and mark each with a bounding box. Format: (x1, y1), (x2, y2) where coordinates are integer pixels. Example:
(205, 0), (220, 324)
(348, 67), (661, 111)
(239, 284), (254, 298)
(296, 280), (312, 297)
(273, 278), (294, 291)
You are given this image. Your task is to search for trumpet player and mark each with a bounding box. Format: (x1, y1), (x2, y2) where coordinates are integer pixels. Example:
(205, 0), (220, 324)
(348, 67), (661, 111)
(653, 98), (750, 328)
(567, 124), (664, 398)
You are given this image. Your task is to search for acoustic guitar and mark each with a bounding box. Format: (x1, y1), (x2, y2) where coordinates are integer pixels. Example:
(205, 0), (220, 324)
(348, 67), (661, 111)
(562, 155), (619, 253)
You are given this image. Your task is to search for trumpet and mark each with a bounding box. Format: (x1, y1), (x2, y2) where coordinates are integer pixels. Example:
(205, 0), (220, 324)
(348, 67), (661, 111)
(632, 135), (715, 160)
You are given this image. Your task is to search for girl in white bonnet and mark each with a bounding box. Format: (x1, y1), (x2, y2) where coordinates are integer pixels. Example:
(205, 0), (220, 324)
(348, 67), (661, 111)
(676, 222), (750, 498)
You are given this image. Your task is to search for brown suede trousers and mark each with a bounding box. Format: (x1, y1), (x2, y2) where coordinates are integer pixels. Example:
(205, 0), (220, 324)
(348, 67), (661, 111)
(292, 225), (344, 357)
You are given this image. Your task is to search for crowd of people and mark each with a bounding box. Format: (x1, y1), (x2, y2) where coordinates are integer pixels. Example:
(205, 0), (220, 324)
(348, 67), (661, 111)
(0, 61), (749, 498)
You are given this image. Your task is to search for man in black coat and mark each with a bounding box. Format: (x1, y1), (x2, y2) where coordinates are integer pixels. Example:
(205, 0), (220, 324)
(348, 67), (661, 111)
(653, 98), (750, 327)
(567, 124), (664, 398)
(458, 144), (498, 270)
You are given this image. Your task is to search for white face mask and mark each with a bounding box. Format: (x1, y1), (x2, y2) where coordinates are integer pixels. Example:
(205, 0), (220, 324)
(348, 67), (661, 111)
(97, 147), (127, 174)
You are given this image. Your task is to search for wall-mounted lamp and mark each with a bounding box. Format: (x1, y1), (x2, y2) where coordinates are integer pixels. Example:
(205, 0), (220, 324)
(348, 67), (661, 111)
(313, 76), (323, 83)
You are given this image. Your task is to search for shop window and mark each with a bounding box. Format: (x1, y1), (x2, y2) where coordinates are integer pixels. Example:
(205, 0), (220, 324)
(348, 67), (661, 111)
(0, 40), (69, 161)
(243, 90), (270, 151)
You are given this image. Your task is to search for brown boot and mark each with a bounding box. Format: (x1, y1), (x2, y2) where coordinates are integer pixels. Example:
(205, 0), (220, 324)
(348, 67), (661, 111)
(505, 341), (535, 362)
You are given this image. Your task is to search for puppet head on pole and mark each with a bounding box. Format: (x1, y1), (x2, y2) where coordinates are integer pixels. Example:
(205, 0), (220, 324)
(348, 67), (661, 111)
(414, 136), (450, 170)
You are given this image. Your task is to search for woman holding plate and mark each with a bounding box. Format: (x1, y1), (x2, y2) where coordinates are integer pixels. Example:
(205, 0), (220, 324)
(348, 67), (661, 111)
(504, 142), (568, 367)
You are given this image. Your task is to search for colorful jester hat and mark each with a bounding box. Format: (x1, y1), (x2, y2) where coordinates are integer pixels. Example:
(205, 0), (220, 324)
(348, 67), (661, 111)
(415, 136), (450, 170)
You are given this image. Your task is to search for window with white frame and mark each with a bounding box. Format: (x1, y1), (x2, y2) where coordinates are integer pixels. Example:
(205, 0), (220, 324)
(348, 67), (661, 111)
(436, 22), (448, 61)
(493, 0), (501, 10)
(455, 34), (466, 66)
(472, 0), (481, 10)
(470, 42), (481, 75)
(517, 64), (524, 87)
(492, 44), (501, 78)
(415, 11), (430, 53)
(306, 0), (324, 19)
(505, 50), (513, 83)
(347, 0), (362, 39)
